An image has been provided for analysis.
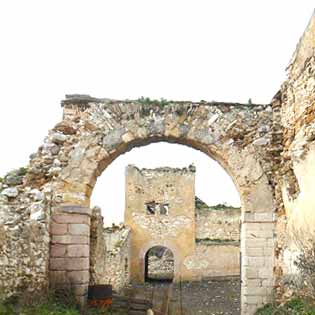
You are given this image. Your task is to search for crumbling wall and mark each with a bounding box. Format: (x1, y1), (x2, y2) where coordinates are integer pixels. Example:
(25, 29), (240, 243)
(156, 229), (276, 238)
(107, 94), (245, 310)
(0, 169), (50, 300)
(196, 205), (241, 242)
(89, 206), (106, 285)
(103, 225), (131, 292)
(276, 12), (315, 298)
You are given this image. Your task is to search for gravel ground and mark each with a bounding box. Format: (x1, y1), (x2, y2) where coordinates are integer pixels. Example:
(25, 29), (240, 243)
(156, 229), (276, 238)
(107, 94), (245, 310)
(124, 277), (241, 315)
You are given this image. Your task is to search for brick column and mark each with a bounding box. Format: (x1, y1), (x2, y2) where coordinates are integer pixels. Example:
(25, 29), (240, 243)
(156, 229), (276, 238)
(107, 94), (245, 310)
(49, 205), (91, 306)
(241, 213), (275, 315)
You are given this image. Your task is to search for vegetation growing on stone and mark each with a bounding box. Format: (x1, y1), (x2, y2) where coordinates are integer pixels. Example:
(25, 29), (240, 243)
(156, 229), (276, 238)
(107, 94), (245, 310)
(255, 297), (315, 315)
(137, 96), (171, 106)
(195, 197), (240, 211)
(196, 238), (239, 245)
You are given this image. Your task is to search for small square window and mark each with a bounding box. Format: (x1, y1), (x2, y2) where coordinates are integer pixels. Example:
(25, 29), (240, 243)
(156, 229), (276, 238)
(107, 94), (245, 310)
(146, 202), (156, 215)
(160, 203), (169, 215)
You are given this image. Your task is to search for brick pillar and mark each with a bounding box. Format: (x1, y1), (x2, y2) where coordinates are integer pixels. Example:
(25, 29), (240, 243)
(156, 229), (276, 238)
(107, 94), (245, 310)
(49, 205), (91, 306)
(241, 213), (275, 315)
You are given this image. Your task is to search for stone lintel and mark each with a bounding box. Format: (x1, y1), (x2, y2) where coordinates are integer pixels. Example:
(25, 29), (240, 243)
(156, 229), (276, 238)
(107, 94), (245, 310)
(57, 205), (92, 216)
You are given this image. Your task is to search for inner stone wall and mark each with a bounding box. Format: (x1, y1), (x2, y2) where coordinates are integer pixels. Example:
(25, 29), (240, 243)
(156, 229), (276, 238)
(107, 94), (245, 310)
(89, 207), (131, 293)
(103, 225), (131, 292)
(195, 202), (241, 242)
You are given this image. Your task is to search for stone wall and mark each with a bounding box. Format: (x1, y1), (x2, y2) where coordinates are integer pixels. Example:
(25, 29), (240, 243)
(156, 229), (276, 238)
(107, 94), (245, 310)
(275, 11), (315, 298)
(193, 203), (241, 278)
(196, 204), (241, 242)
(185, 244), (240, 279)
(1, 84), (279, 313)
(0, 169), (50, 301)
(103, 225), (131, 292)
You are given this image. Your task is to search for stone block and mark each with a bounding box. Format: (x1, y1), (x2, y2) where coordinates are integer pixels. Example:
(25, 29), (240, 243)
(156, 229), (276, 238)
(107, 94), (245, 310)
(65, 257), (89, 270)
(50, 258), (66, 271)
(67, 245), (89, 257)
(50, 223), (68, 235)
(243, 286), (268, 296)
(51, 244), (67, 257)
(52, 235), (89, 245)
(246, 247), (265, 257)
(243, 267), (258, 278)
(69, 224), (89, 236)
(49, 271), (68, 285)
(67, 270), (89, 284)
(53, 214), (90, 225)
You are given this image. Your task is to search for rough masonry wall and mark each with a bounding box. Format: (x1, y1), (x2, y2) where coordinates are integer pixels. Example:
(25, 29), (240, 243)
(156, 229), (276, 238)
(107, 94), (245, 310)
(276, 12), (315, 297)
(103, 225), (131, 292)
(0, 169), (50, 300)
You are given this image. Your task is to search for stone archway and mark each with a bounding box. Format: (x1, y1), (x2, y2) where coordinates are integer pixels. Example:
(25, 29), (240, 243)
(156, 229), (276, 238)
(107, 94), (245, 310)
(47, 96), (276, 315)
(144, 246), (175, 282)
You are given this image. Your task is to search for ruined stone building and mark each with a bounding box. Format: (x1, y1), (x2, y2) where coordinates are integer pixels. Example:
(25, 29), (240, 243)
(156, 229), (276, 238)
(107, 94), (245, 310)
(124, 164), (240, 283)
(88, 164), (240, 292)
(1, 11), (315, 315)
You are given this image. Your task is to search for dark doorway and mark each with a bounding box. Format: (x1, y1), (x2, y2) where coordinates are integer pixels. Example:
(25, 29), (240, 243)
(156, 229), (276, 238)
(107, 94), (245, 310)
(144, 246), (174, 282)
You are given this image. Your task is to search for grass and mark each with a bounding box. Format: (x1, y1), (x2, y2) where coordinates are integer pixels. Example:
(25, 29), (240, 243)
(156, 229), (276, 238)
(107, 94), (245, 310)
(255, 297), (315, 315)
(0, 294), (126, 315)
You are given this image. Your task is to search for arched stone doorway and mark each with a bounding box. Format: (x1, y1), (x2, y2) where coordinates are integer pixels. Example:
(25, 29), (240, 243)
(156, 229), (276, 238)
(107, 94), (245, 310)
(144, 246), (175, 282)
(48, 96), (276, 315)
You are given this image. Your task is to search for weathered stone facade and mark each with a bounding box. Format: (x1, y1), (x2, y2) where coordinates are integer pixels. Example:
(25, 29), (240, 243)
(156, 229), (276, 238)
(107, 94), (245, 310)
(273, 12), (315, 299)
(125, 165), (241, 283)
(2, 11), (315, 315)
(125, 165), (196, 283)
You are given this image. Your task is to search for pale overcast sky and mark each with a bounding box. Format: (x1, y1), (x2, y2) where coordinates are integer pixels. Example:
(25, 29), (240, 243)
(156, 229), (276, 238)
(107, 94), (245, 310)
(0, 1), (314, 225)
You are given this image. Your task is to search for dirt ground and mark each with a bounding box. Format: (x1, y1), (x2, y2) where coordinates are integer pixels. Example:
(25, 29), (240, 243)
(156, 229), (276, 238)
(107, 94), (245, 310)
(123, 277), (241, 315)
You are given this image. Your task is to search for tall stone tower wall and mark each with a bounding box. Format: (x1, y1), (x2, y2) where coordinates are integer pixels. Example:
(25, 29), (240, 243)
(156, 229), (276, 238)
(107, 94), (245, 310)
(125, 165), (196, 283)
